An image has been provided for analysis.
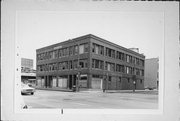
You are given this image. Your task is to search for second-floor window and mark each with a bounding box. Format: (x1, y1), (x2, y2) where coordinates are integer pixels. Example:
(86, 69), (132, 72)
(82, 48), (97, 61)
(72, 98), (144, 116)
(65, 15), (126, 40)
(79, 59), (88, 68)
(116, 64), (124, 73)
(92, 59), (104, 69)
(105, 62), (115, 71)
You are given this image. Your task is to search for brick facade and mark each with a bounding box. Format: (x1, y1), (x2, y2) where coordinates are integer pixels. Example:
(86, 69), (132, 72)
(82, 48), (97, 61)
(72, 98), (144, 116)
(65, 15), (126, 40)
(36, 34), (145, 91)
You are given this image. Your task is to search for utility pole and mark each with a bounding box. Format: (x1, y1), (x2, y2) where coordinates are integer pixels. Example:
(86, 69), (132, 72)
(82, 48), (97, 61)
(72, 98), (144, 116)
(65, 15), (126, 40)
(76, 44), (80, 92)
(103, 73), (108, 93)
(132, 59), (136, 93)
(132, 74), (136, 92)
(76, 65), (81, 92)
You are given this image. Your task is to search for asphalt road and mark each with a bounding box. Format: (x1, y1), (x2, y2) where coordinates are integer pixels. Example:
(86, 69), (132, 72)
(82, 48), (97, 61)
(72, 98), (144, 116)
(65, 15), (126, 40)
(23, 89), (158, 109)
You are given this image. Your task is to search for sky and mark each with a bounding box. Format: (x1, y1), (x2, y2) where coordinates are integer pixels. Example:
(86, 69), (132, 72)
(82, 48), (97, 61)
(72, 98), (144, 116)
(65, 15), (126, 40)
(17, 11), (164, 69)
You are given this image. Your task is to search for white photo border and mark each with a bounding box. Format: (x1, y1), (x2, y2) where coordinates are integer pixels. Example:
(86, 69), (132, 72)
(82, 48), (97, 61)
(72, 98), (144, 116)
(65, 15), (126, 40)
(1, 1), (179, 121)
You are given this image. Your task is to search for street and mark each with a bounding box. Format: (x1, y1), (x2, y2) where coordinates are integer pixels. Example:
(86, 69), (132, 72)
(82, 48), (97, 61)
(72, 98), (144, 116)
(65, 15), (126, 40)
(23, 89), (158, 109)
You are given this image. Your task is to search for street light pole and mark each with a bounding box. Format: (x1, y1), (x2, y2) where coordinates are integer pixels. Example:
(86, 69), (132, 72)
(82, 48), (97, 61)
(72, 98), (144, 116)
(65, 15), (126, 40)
(132, 60), (136, 93)
(133, 76), (136, 93)
(76, 44), (80, 92)
(77, 65), (81, 92)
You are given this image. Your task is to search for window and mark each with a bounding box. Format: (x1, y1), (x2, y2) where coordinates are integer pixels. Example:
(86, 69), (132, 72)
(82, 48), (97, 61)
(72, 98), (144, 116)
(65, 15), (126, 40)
(126, 66), (133, 74)
(79, 59), (88, 68)
(140, 69), (144, 76)
(107, 63), (111, 71)
(92, 75), (103, 78)
(140, 79), (143, 84)
(92, 43), (104, 55)
(108, 76), (112, 82)
(44, 64), (48, 71)
(52, 51), (55, 59)
(132, 57), (135, 64)
(63, 48), (69, 57)
(84, 43), (89, 53)
(129, 56), (132, 63)
(62, 61), (68, 70)
(105, 62), (115, 71)
(121, 65), (125, 73)
(100, 61), (104, 69)
(74, 45), (78, 55)
(54, 63), (58, 70)
(54, 50), (58, 58)
(69, 46), (74, 55)
(92, 59), (95, 68)
(136, 58), (140, 65)
(135, 68), (140, 75)
(116, 64), (124, 73)
(112, 50), (115, 58)
(129, 67), (132, 74)
(49, 64), (52, 71)
(106, 47), (115, 58)
(92, 44), (95, 53)
(100, 46), (104, 55)
(126, 55), (130, 63)
(69, 61), (73, 69)
(142, 60), (144, 66)
(139, 59), (144, 66)
(58, 49), (62, 58)
(74, 60), (78, 69)
(62, 48), (65, 57)
(111, 63), (115, 71)
(128, 78), (130, 83)
(79, 43), (88, 54)
(119, 77), (121, 83)
(121, 53), (124, 60)
(37, 65), (42, 72)
(95, 60), (99, 68)
(79, 44), (84, 54)
(58, 62), (62, 70)
(92, 59), (103, 69)
(95, 45), (99, 54)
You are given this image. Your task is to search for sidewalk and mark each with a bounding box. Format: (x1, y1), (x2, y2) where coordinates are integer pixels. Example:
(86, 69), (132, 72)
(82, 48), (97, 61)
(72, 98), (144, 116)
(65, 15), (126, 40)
(34, 86), (158, 95)
(35, 87), (73, 92)
(106, 89), (158, 95)
(80, 89), (158, 95)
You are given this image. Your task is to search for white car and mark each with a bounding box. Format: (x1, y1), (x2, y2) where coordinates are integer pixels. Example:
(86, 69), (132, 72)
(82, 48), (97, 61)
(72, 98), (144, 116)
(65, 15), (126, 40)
(21, 83), (35, 95)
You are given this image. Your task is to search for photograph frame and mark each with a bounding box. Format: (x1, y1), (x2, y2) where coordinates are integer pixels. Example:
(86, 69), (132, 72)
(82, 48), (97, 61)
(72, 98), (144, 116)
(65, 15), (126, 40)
(1, 1), (179, 121)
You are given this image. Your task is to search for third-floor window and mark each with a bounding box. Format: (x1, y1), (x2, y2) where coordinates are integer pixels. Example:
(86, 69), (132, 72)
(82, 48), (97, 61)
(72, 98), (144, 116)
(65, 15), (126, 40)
(92, 43), (104, 55)
(79, 43), (88, 54)
(106, 47), (115, 58)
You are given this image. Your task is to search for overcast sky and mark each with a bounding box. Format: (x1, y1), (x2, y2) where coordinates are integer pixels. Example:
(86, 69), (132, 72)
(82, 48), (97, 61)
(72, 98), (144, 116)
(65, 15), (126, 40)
(17, 11), (164, 69)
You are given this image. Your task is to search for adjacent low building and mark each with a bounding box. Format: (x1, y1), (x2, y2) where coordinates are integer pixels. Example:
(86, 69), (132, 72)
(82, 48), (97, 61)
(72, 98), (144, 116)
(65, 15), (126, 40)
(144, 58), (159, 90)
(21, 58), (36, 85)
(36, 34), (145, 91)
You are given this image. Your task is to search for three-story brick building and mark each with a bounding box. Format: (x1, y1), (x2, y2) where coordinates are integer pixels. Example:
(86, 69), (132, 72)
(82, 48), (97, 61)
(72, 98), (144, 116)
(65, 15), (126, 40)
(36, 34), (145, 91)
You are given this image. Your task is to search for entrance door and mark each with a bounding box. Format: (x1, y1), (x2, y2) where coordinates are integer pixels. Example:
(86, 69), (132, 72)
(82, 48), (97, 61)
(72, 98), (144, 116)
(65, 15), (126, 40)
(69, 75), (73, 89)
(73, 75), (76, 86)
(91, 78), (102, 89)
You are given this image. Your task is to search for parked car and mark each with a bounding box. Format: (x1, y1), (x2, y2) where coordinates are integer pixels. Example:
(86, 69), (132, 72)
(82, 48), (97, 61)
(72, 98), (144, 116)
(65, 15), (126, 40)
(145, 87), (156, 90)
(21, 83), (35, 95)
(27, 83), (33, 87)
